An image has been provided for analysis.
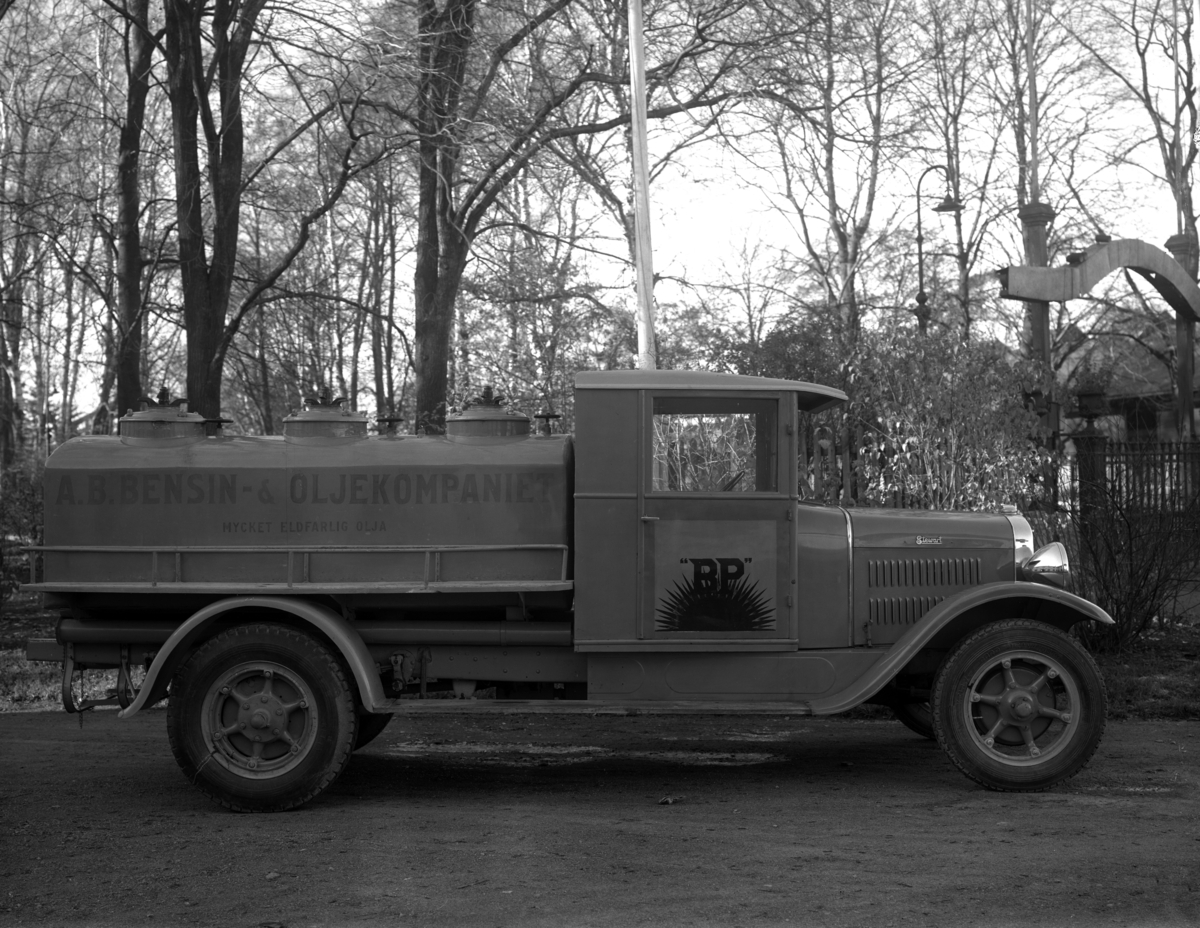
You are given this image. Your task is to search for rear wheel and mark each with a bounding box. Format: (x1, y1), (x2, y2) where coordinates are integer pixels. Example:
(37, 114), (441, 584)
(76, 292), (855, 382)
(932, 620), (1106, 791)
(167, 623), (357, 812)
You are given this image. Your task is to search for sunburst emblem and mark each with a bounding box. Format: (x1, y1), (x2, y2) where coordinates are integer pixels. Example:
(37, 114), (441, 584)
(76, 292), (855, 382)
(656, 573), (774, 632)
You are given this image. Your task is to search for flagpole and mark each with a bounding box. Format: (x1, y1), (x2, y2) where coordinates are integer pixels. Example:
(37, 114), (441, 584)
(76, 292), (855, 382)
(628, 0), (657, 370)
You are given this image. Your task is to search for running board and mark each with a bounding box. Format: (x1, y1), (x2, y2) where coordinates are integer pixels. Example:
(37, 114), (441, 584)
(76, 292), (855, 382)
(373, 699), (814, 716)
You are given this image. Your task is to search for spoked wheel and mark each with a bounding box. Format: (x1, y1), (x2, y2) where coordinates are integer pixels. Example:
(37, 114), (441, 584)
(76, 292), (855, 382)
(932, 620), (1106, 791)
(167, 624), (357, 812)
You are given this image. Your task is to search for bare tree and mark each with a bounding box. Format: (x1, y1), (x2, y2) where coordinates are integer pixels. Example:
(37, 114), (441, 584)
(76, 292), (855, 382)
(373, 0), (764, 431)
(457, 158), (611, 419)
(911, 0), (1010, 340)
(112, 0), (158, 415)
(158, 1), (381, 418)
(0, 3), (79, 465)
(1058, 0), (1196, 435)
(969, 0), (1127, 365)
(1058, 0), (1196, 242)
(735, 0), (920, 357)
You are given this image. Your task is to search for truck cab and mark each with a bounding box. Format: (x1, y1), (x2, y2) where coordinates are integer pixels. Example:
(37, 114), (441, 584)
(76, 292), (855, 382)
(573, 369), (844, 651)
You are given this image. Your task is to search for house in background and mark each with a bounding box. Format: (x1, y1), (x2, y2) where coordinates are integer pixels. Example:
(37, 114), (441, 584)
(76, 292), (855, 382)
(1060, 336), (1200, 443)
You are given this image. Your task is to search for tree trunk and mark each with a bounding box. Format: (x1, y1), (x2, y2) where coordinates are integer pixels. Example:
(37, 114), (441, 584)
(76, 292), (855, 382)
(368, 178), (387, 420)
(58, 263), (76, 444)
(163, 0), (261, 420)
(412, 0), (477, 434)
(414, 230), (469, 433)
(0, 252), (27, 467)
(255, 306), (274, 433)
(165, 0), (214, 415)
(385, 187), (398, 417)
(115, 0), (153, 414)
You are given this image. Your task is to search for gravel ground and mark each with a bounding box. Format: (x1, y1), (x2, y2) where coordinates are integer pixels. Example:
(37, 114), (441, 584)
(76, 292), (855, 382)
(1, 708), (1198, 928)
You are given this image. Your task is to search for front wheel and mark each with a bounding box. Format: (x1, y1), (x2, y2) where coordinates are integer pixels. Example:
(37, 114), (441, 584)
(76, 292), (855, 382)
(167, 623), (358, 812)
(932, 620), (1106, 791)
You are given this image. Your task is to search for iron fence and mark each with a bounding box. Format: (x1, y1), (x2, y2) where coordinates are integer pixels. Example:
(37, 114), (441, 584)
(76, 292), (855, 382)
(1099, 441), (1200, 511)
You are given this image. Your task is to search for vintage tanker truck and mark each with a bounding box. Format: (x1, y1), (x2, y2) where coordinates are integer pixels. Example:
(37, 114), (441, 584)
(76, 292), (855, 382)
(24, 370), (1110, 811)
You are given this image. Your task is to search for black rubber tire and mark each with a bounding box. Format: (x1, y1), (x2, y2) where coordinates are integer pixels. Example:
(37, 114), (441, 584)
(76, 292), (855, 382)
(932, 619), (1107, 791)
(354, 711), (393, 751)
(167, 623), (357, 812)
(893, 701), (936, 741)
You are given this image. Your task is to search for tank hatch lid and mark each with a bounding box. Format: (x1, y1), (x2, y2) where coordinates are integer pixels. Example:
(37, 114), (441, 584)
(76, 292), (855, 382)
(446, 386), (530, 443)
(574, 369), (847, 412)
(118, 390), (207, 444)
(283, 391), (368, 443)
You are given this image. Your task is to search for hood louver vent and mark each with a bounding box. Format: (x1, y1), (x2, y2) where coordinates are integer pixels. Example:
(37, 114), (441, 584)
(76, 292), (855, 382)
(870, 596), (945, 626)
(866, 556), (982, 627)
(867, 557), (981, 590)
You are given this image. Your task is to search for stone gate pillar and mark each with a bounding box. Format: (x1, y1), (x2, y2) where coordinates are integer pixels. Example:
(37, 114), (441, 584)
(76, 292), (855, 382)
(1019, 202), (1057, 369)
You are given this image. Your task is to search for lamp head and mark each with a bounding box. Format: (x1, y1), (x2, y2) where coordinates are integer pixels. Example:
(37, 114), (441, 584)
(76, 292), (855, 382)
(933, 194), (964, 214)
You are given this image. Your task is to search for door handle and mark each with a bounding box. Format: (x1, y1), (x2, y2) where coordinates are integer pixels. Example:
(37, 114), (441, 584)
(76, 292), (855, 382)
(640, 516), (659, 522)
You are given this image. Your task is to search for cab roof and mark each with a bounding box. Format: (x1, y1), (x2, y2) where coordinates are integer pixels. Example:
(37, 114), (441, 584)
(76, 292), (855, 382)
(574, 369), (847, 413)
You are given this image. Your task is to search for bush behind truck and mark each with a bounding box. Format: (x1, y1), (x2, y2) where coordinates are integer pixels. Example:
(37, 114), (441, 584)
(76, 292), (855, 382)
(24, 371), (1110, 811)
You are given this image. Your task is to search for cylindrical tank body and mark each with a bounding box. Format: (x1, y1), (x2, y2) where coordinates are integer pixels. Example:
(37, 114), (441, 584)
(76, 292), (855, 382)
(40, 433), (573, 596)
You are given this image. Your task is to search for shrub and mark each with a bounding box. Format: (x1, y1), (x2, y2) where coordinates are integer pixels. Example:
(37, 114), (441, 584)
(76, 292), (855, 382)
(851, 327), (1050, 510)
(1028, 493), (1200, 652)
(0, 466), (42, 613)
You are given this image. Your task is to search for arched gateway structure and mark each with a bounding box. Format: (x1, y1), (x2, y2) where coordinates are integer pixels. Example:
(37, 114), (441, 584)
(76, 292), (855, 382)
(999, 238), (1200, 437)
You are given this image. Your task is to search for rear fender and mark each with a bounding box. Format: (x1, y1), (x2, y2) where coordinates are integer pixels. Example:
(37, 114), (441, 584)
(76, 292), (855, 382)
(808, 582), (1113, 715)
(116, 596), (386, 718)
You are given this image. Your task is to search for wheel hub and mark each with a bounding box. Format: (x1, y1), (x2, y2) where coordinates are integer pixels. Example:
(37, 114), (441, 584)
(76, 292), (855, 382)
(203, 661), (317, 777)
(1007, 692), (1035, 719)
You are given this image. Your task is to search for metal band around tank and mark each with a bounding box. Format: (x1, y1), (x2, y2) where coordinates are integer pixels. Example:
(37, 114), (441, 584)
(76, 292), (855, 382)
(26, 542), (570, 591)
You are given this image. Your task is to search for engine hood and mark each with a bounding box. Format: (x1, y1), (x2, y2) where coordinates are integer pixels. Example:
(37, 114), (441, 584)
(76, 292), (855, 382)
(846, 508), (1018, 646)
(847, 508), (1013, 550)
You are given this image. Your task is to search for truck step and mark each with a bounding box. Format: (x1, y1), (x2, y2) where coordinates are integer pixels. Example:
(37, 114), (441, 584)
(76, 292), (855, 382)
(374, 698), (814, 716)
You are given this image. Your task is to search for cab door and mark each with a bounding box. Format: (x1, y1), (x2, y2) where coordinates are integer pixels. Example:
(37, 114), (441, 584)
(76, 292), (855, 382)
(638, 392), (796, 646)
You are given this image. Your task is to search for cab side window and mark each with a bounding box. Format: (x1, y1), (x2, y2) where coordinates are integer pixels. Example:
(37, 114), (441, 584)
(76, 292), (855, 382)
(651, 396), (778, 493)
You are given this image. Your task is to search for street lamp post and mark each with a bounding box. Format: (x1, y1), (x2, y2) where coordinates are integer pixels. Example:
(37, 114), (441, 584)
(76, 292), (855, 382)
(915, 165), (964, 333)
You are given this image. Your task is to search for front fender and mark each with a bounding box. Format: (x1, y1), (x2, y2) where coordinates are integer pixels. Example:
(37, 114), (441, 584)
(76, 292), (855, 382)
(117, 596), (387, 718)
(808, 582), (1113, 716)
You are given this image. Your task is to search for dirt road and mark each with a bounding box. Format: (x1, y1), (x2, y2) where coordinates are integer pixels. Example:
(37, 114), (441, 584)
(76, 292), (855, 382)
(1, 709), (1198, 927)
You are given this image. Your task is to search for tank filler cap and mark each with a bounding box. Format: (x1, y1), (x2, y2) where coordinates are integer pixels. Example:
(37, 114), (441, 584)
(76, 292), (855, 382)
(283, 389), (369, 443)
(445, 386), (530, 443)
(118, 388), (208, 445)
